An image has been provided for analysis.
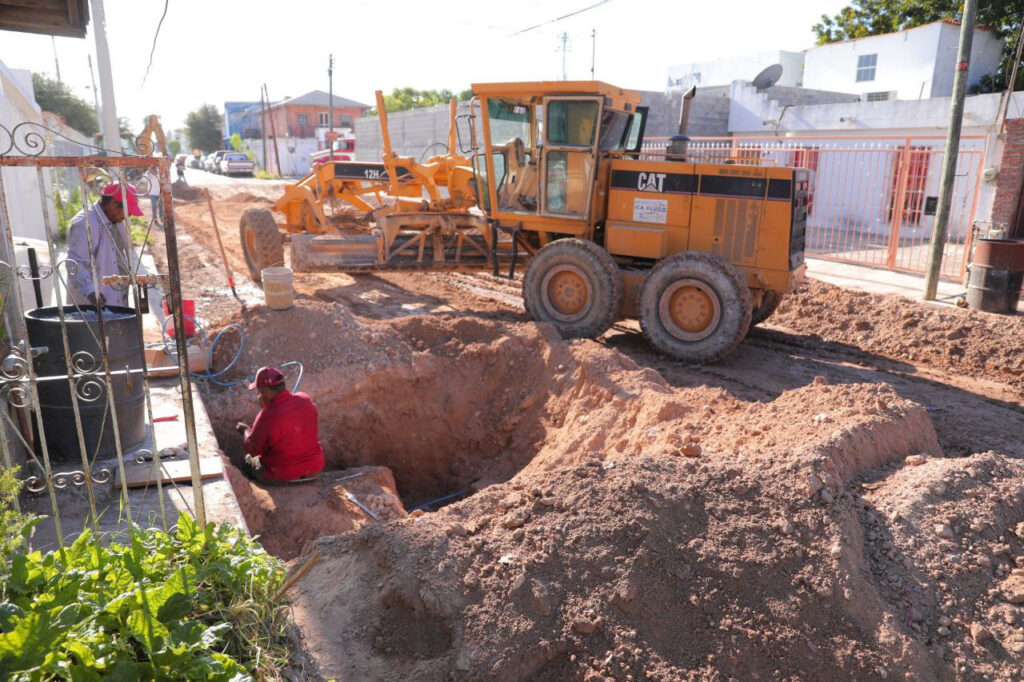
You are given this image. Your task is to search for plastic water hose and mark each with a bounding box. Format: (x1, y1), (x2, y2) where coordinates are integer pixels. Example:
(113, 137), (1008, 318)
(159, 314), (303, 391)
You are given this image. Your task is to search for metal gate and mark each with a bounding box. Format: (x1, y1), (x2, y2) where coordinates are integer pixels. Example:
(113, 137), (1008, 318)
(0, 121), (205, 548)
(643, 135), (986, 279)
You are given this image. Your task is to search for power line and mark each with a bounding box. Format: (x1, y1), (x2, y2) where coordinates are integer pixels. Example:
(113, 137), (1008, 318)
(508, 0), (611, 37)
(141, 0), (170, 88)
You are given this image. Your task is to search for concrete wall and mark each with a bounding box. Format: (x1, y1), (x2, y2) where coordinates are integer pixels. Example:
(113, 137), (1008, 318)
(251, 137), (319, 177)
(356, 102), (472, 161)
(728, 82), (861, 132)
(668, 50), (804, 90)
(803, 22), (1002, 100)
(0, 62), (48, 244)
(641, 86), (731, 138)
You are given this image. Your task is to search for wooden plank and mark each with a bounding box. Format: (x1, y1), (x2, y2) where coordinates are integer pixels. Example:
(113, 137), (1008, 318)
(115, 457), (223, 489)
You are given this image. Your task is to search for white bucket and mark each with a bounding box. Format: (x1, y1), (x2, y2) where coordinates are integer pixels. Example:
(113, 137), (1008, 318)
(261, 266), (294, 310)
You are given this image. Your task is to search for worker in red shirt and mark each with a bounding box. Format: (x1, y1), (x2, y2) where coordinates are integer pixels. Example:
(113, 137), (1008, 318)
(234, 366), (325, 484)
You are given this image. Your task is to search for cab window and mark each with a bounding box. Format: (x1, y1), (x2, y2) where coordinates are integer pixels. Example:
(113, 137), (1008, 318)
(546, 100), (598, 146)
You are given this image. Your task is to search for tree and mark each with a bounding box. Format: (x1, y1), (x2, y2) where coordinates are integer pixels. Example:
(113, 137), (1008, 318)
(371, 87), (473, 114)
(185, 104), (223, 152)
(168, 139), (182, 155)
(31, 73), (98, 136)
(813, 0), (1024, 91)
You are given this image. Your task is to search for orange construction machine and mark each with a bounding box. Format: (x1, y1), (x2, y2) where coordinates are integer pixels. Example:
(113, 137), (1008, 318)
(240, 81), (808, 362)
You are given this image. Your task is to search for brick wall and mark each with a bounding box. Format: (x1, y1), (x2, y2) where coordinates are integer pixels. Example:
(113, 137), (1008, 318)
(992, 117), (1024, 236)
(262, 105), (364, 141)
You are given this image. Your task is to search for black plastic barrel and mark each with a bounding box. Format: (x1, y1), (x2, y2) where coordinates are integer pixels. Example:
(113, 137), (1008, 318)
(25, 306), (146, 463)
(966, 239), (1024, 314)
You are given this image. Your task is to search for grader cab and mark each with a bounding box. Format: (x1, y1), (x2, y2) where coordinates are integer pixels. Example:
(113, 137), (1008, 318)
(239, 80), (808, 362)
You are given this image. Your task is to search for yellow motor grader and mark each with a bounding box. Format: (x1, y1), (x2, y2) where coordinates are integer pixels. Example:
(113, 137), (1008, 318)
(239, 81), (808, 362)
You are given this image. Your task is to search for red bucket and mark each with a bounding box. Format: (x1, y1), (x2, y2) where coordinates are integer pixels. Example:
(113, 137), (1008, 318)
(162, 299), (196, 338)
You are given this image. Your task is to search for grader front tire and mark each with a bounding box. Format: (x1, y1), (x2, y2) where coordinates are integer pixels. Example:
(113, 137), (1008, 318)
(239, 208), (284, 283)
(639, 252), (752, 363)
(751, 290), (784, 326)
(522, 239), (623, 339)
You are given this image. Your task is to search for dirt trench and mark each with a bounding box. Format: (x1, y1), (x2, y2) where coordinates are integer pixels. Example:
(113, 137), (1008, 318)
(160, 186), (1024, 679)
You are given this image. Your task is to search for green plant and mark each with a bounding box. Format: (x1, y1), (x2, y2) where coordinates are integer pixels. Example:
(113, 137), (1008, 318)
(0, 510), (289, 680)
(254, 170), (280, 180)
(54, 187), (83, 243)
(129, 216), (153, 246)
(0, 468), (34, 575)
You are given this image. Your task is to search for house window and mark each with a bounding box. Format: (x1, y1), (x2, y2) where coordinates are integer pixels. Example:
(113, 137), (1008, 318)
(318, 112), (329, 126)
(856, 54), (877, 82)
(340, 116), (353, 128)
(297, 114), (309, 126)
(866, 91), (891, 102)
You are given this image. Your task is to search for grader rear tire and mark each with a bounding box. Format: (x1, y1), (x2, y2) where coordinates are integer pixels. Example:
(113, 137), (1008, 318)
(239, 208), (284, 283)
(522, 238), (622, 339)
(751, 290), (784, 326)
(639, 251), (752, 363)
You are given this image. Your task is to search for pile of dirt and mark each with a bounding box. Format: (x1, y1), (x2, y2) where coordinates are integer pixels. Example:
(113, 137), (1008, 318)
(288, 444), (1024, 680)
(190, 299), (1024, 679)
(171, 180), (203, 201)
(770, 279), (1024, 391)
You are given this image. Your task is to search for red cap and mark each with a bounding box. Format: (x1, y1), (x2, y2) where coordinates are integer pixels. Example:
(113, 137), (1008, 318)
(101, 182), (144, 217)
(248, 366), (285, 390)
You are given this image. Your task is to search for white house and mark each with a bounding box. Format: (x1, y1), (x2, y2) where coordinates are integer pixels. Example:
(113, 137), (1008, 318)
(0, 58), (49, 243)
(667, 50), (804, 91)
(802, 20), (1003, 100)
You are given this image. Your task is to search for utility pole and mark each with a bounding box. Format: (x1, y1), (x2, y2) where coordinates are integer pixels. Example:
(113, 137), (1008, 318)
(590, 29), (596, 80)
(923, 0), (977, 300)
(87, 55), (101, 129)
(51, 37), (62, 82)
(89, 0), (121, 154)
(328, 53), (334, 148)
(260, 88), (268, 172)
(264, 84), (282, 176)
(559, 32), (569, 80)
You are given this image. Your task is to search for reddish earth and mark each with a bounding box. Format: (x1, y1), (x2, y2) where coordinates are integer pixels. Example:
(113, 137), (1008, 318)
(154, 183), (1024, 680)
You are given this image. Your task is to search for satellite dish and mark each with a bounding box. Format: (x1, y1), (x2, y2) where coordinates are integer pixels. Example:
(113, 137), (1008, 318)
(752, 64), (784, 91)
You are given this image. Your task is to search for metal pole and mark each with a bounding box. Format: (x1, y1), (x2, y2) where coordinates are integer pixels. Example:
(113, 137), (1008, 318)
(87, 56), (101, 142)
(89, 0), (121, 154)
(328, 54), (334, 150)
(923, 0), (977, 300)
(260, 89), (268, 173)
(590, 29), (595, 79)
(560, 32), (568, 81)
(52, 37), (62, 83)
(265, 84), (282, 176)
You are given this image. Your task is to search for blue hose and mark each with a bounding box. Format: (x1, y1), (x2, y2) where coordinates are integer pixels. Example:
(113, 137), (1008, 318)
(159, 314), (302, 391)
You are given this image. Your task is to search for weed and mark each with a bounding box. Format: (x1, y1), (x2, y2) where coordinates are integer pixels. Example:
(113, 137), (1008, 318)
(0, 484), (289, 680)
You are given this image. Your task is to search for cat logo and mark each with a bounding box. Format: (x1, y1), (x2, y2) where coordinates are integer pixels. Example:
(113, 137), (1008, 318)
(637, 172), (666, 193)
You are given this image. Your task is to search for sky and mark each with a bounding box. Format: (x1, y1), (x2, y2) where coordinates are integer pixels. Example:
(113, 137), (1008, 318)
(0, 0), (850, 132)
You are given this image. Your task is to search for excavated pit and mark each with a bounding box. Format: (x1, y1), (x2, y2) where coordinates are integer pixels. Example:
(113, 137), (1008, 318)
(200, 299), (944, 562)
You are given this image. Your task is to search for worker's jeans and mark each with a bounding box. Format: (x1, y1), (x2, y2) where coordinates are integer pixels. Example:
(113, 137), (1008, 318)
(149, 196), (162, 224)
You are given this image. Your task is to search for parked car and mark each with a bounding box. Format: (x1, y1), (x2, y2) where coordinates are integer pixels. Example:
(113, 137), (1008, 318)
(219, 153), (256, 177)
(187, 154), (203, 169)
(205, 151), (229, 172)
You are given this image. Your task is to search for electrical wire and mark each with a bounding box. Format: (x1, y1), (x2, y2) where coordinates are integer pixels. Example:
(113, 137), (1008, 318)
(141, 0), (170, 88)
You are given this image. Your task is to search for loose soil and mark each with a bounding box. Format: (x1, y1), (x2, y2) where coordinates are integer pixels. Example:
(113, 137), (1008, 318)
(152, 180), (1024, 679)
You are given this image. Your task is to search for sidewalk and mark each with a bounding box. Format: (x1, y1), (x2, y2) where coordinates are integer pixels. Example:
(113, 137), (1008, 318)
(23, 249), (246, 551)
(805, 258), (1024, 313)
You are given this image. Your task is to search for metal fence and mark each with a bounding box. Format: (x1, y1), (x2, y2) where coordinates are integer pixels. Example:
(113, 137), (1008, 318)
(0, 122), (204, 548)
(643, 135), (986, 279)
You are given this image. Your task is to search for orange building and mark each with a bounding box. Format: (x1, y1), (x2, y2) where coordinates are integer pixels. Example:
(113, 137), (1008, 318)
(262, 90), (369, 140)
